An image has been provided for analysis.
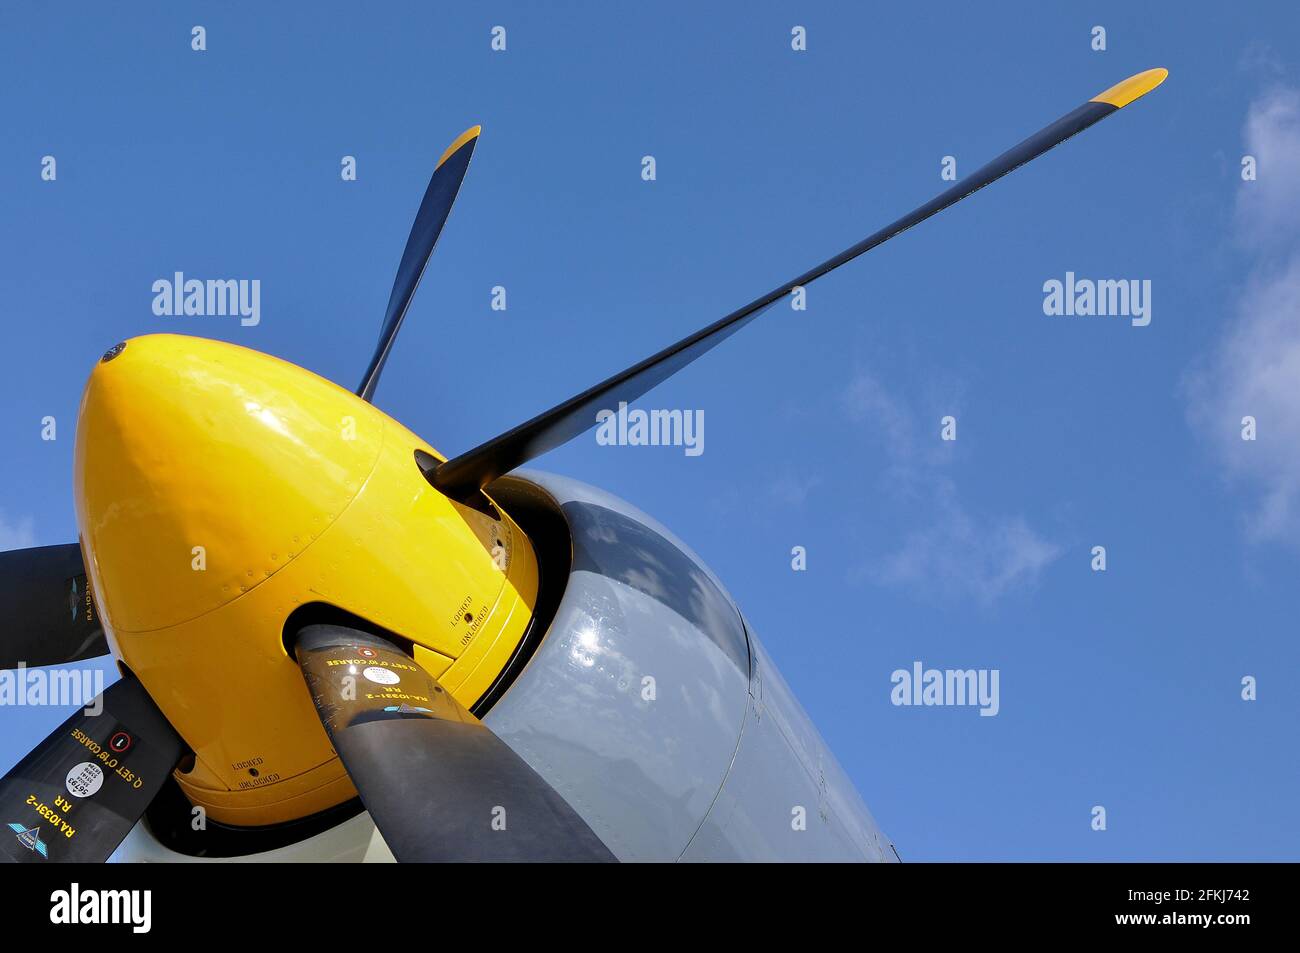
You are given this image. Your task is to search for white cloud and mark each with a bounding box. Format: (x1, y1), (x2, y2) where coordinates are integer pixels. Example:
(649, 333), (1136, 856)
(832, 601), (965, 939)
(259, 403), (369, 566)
(871, 489), (1062, 606)
(842, 371), (912, 450)
(1187, 86), (1300, 542)
(1238, 43), (1287, 83)
(1234, 88), (1300, 250)
(841, 368), (1060, 603)
(766, 472), (823, 507)
(0, 511), (36, 551)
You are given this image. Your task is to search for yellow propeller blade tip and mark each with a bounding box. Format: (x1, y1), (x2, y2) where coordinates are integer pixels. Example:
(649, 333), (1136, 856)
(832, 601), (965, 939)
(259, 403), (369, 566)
(437, 125), (482, 168)
(1091, 68), (1168, 109)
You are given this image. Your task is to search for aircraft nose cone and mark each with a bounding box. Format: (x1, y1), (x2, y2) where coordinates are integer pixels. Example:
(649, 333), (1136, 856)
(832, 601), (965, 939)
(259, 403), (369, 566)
(74, 334), (383, 633)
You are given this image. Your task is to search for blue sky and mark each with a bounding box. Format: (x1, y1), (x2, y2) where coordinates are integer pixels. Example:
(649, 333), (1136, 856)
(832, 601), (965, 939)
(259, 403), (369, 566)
(2, 2), (1298, 860)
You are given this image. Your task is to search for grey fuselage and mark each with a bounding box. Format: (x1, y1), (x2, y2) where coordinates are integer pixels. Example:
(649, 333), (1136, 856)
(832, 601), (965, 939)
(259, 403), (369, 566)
(482, 471), (895, 862)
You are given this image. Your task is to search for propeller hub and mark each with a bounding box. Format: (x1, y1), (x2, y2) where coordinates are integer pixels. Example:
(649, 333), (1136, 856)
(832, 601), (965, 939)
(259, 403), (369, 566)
(75, 333), (384, 634)
(72, 333), (538, 827)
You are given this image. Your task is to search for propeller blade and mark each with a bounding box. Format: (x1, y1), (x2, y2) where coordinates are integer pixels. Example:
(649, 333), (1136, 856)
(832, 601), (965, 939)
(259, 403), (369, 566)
(358, 125), (481, 402)
(0, 674), (185, 863)
(0, 544), (107, 669)
(429, 68), (1168, 501)
(294, 624), (616, 862)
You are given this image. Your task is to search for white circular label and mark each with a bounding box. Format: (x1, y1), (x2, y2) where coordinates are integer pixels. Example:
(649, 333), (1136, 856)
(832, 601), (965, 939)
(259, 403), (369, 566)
(66, 761), (105, 798)
(362, 666), (400, 685)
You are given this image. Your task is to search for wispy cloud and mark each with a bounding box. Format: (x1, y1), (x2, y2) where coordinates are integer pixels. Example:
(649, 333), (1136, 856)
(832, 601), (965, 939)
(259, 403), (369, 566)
(1187, 86), (1300, 542)
(766, 471), (823, 507)
(872, 507), (1061, 606)
(842, 368), (1060, 604)
(0, 511), (36, 551)
(1233, 88), (1300, 249)
(1238, 43), (1288, 82)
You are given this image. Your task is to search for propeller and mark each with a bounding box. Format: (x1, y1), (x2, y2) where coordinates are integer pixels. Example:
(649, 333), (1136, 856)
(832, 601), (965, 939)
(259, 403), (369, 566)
(0, 70), (1168, 863)
(0, 673), (185, 863)
(0, 621), (617, 863)
(357, 125), (481, 402)
(427, 68), (1169, 502)
(294, 624), (616, 862)
(0, 544), (107, 669)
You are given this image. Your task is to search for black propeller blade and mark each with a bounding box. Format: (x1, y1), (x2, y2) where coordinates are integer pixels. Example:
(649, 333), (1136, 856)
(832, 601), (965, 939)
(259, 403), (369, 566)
(429, 70), (1167, 502)
(0, 544), (107, 669)
(358, 126), (481, 402)
(0, 673), (185, 863)
(294, 624), (616, 862)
